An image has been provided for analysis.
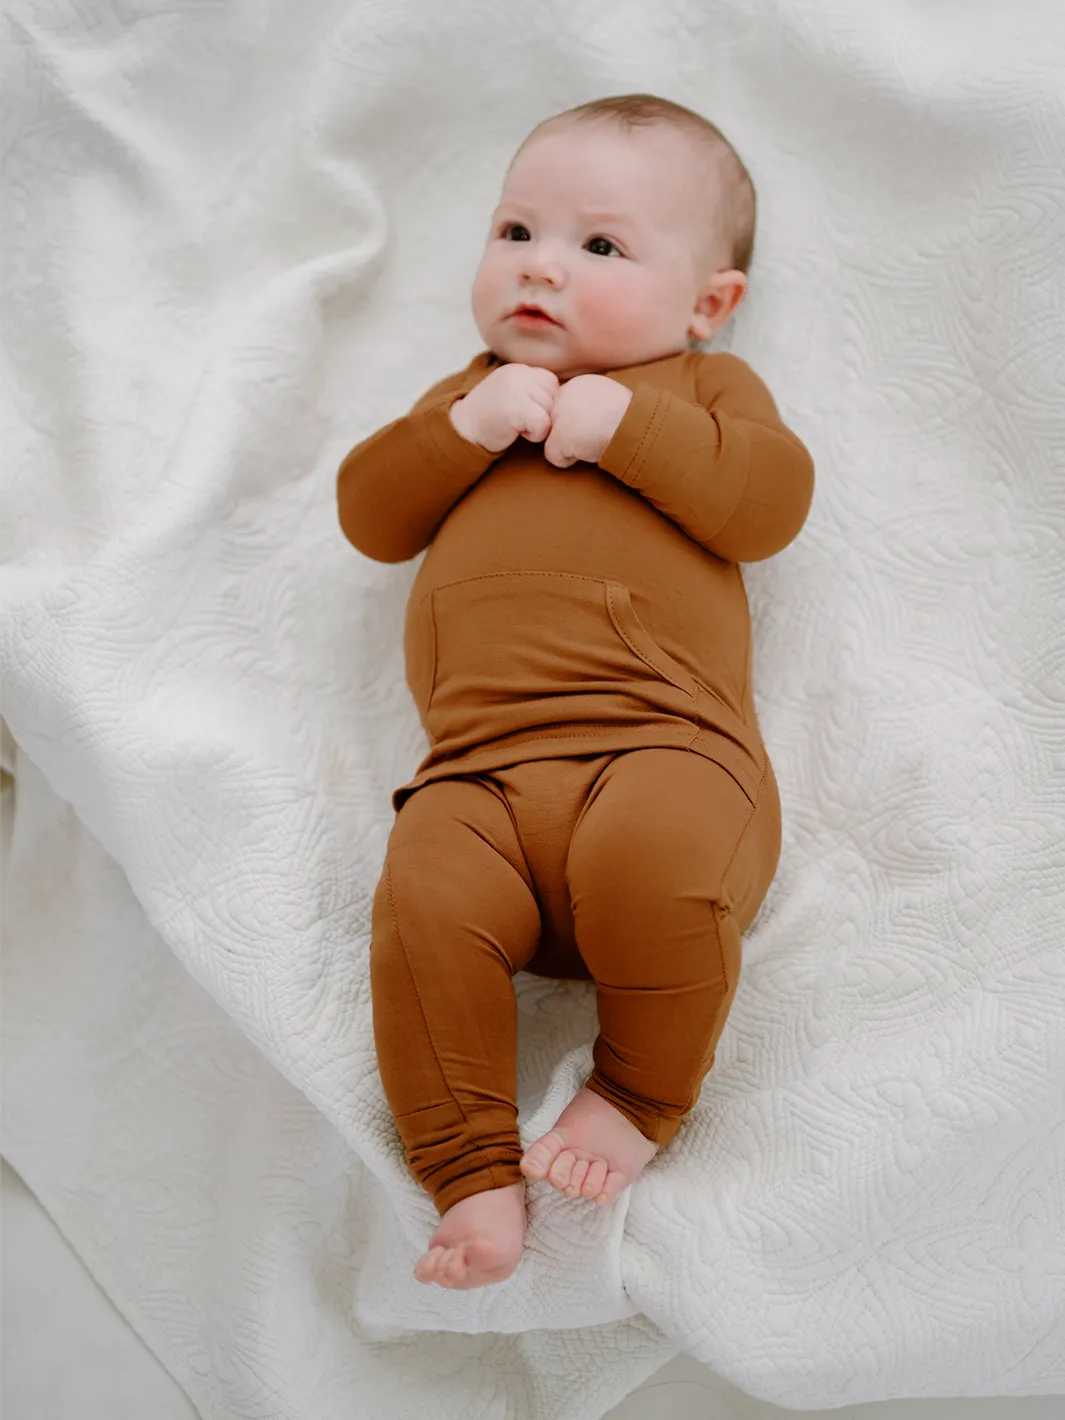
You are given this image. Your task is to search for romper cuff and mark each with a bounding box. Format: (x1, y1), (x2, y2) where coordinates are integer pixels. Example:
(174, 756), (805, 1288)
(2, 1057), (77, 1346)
(412, 394), (500, 484)
(598, 383), (669, 486)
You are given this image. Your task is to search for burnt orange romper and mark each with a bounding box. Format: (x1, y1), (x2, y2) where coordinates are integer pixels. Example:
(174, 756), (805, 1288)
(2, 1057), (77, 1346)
(337, 349), (814, 1215)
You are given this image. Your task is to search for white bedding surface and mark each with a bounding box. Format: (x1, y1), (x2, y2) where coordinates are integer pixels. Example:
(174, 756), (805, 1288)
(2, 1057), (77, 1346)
(6, 1153), (1064, 1420)
(3, 2), (1064, 1417)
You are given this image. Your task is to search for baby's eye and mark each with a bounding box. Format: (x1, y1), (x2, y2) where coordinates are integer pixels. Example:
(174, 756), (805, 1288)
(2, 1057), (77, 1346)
(502, 223), (531, 242)
(585, 236), (620, 258)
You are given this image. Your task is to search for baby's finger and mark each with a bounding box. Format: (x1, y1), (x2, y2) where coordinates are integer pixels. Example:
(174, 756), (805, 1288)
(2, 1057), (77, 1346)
(543, 433), (575, 467)
(529, 366), (560, 393)
(520, 403), (552, 443)
(528, 386), (557, 417)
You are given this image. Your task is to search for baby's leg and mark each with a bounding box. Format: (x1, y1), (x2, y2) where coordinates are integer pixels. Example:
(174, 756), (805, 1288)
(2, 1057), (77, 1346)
(522, 747), (781, 1204)
(371, 775), (541, 1287)
(372, 774), (542, 1210)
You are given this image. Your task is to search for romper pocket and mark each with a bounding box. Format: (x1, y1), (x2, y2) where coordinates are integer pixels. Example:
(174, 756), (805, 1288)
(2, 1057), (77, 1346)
(408, 570), (701, 752)
(603, 581), (698, 699)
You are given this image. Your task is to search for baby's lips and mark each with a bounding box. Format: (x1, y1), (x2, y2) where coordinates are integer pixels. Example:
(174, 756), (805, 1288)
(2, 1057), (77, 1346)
(511, 304), (564, 326)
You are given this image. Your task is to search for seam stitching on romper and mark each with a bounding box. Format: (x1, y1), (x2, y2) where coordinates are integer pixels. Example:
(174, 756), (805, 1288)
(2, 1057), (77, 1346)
(674, 754), (771, 1117)
(693, 751), (768, 1091)
(384, 861), (509, 1195)
(626, 389), (669, 484)
(415, 570), (626, 596)
(425, 592), (439, 707)
(436, 726), (693, 742)
(718, 754), (771, 923)
(605, 583), (696, 699)
(475, 774), (539, 920)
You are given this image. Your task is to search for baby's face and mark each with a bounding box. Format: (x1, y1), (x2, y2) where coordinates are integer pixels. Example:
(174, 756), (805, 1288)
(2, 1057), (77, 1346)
(471, 122), (727, 380)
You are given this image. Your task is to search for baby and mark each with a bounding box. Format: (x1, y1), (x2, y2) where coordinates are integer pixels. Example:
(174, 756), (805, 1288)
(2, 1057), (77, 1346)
(337, 94), (814, 1291)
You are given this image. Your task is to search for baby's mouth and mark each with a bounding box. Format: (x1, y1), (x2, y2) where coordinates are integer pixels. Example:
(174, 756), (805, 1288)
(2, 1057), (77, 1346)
(510, 304), (563, 328)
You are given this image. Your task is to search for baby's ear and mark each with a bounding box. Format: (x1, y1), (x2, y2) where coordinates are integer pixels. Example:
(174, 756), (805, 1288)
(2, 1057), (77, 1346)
(690, 270), (747, 341)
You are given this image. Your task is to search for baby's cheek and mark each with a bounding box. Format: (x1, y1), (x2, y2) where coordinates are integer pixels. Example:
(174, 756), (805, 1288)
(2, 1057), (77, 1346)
(471, 257), (506, 328)
(576, 269), (652, 342)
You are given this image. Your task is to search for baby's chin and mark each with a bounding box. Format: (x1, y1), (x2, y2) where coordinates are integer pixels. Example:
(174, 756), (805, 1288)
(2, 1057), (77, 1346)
(485, 322), (685, 377)
(487, 327), (565, 367)
(486, 328), (607, 378)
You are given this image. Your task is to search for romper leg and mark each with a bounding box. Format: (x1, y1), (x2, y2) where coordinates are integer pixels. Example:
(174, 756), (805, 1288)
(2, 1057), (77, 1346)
(566, 748), (781, 1147)
(371, 775), (541, 1215)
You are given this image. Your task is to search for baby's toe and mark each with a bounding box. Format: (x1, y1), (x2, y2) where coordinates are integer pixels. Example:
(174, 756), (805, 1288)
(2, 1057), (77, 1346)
(441, 1247), (468, 1285)
(594, 1168), (628, 1207)
(520, 1129), (565, 1180)
(414, 1245), (447, 1284)
(564, 1159), (591, 1197)
(582, 1158), (609, 1199)
(548, 1149), (578, 1191)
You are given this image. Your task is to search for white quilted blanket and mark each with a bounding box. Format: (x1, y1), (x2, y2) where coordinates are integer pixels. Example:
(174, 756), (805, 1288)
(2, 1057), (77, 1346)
(3, 2), (1064, 1416)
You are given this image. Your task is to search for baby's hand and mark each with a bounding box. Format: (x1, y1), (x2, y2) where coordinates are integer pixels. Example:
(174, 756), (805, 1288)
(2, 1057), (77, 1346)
(543, 375), (633, 469)
(449, 364), (559, 453)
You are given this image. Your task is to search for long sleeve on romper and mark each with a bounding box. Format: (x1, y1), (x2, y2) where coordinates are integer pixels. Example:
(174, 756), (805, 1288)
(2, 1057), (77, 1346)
(598, 353), (815, 563)
(337, 371), (499, 564)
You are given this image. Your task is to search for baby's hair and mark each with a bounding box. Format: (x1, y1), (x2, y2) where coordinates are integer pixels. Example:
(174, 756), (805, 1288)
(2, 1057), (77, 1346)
(523, 93), (757, 275)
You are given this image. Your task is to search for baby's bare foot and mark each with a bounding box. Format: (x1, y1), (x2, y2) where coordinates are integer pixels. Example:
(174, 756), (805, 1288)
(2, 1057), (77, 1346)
(414, 1181), (526, 1289)
(520, 1085), (659, 1206)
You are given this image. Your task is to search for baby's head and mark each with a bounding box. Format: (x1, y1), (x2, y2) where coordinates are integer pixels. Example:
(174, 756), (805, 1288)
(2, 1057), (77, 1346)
(471, 94), (756, 380)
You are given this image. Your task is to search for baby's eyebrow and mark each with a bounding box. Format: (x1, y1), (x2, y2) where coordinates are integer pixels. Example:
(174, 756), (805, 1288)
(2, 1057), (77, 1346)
(492, 203), (634, 224)
(579, 210), (632, 224)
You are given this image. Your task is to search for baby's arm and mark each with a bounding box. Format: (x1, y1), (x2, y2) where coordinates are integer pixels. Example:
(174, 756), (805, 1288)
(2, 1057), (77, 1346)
(337, 369), (498, 564)
(598, 354), (815, 563)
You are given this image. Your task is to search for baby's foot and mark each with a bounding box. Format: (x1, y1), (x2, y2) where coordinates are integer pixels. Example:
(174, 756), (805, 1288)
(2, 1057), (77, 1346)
(414, 1181), (527, 1289)
(520, 1085), (659, 1206)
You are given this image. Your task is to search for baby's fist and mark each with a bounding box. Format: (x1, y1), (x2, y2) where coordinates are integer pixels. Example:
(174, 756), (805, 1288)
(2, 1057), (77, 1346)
(543, 374), (633, 469)
(449, 363), (559, 453)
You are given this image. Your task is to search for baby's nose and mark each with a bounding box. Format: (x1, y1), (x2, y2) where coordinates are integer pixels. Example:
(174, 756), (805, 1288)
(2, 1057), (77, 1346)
(519, 247), (566, 287)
